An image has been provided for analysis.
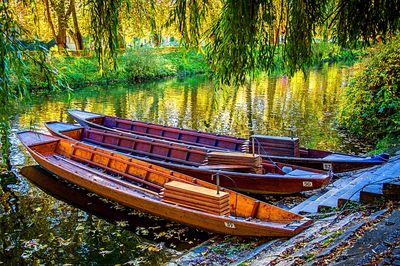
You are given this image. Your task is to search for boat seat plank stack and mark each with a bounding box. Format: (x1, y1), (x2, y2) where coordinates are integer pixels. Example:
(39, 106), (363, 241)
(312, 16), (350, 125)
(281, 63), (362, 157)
(205, 152), (263, 174)
(250, 135), (300, 157)
(161, 181), (230, 216)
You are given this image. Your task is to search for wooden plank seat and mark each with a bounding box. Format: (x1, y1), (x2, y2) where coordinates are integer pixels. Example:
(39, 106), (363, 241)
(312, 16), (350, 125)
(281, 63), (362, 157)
(160, 189), (229, 204)
(250, 135), (300, 157)
(160, 192), (230, 209)
(161, 181), (230, 216)
(198, 164), (254, 170)
(161, 199), (230, 216)
(204, 152), (263, 173)
(46, 155), (159, 197)
(206, 152), (262, 167)
(68, 143), (195, 191)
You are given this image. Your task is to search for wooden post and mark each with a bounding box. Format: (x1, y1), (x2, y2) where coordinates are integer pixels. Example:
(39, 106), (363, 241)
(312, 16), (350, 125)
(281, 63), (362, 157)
(252, 136), (255, 156)
(212, 173), (220, 195)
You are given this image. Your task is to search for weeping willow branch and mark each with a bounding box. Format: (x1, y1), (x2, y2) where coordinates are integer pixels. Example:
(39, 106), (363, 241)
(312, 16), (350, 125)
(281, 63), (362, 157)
(87, 0), (125, 75)
(0, 0), (67, 168)
(335, 0), (400, 47)
(167, 0), (210, 46)
(284, 0), (328, 75)
(171, 0), (400, 86)
(206, 0), (275, 86)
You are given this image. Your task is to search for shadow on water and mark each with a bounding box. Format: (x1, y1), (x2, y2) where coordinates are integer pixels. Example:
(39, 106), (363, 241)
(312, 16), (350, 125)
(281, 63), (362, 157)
(0, 166), (211, 265)
(19, 166), (212, 248)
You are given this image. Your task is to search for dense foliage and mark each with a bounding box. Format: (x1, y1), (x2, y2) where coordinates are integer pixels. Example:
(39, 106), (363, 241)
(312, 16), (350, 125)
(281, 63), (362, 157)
(174, 0), (400, 85)
(338, 38), (400, 146)
(0, 1), (65, 167)
(24, 48), (208, 90)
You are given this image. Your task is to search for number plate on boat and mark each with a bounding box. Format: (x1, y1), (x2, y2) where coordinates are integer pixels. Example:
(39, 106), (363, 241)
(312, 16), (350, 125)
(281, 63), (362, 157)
(303, 181), (313, 187)
(323, 163), (332, 170)
(224, 222), (236, 229)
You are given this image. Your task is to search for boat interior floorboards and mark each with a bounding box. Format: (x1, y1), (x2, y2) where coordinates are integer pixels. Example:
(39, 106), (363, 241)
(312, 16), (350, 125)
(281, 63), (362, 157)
(45, 154), (159, 199)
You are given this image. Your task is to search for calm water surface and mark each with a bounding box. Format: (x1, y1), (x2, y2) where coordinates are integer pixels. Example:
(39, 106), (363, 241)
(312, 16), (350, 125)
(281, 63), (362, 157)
(1, 64), (371, 264)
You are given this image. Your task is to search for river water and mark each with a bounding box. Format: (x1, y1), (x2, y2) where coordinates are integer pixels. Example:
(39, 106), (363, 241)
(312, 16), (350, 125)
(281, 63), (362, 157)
(1, 64), (372, 264)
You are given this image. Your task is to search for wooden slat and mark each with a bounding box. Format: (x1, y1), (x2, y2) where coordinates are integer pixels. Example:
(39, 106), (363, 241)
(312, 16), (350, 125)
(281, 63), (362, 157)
(164, 181), (228, 200)
(161, 199), (229, 216)
(51, 155), (159, 196)
(160, 192), (230, 209)
(161, 190), (229, 204)
(161, 197), (229, 213)
(198, 164), (253, 170)
(71, 153), (163, 191)
(87, 138), (202, 166)
(86, 128), (207, 155)
(71, 144), (192, 185)
(206, 152), (262, 166)
(251, 200), (260, 218)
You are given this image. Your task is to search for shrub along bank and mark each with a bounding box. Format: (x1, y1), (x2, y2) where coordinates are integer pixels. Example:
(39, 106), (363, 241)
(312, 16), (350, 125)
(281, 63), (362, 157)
(26, 47), (209, 91)
(338, 37), (400, 153)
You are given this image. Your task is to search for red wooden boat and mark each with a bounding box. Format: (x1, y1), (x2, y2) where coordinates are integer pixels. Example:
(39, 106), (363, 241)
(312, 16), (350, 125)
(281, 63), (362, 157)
(45, 121), (332, 194)
(68, 109), (389, 172)
(17, 131), (312, 237)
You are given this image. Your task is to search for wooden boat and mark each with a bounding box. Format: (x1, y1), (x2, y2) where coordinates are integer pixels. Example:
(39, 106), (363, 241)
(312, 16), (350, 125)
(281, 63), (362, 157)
(17, 130), (312, 237)
(19, 166), (212, 245)
(45, 121), (332, 194)
(68, 109), (389, 172)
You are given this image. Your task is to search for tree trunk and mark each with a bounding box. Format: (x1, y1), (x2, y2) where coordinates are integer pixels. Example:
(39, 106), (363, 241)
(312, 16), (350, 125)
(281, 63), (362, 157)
(70, 0), (84, 52)
(56, 27), (67, 52)
(43, 0), (57, 41)
(152, 32), (162, 46)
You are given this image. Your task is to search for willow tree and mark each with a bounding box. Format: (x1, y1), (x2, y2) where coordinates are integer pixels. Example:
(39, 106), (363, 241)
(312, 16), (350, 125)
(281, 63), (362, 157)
(170, 0), (400, 85)
(0, 0), (66, 168)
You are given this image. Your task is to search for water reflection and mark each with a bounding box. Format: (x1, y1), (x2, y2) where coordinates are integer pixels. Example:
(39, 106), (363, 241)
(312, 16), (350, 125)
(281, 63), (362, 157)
(17, 64), (367, 154)
(20, 166), (210, 247)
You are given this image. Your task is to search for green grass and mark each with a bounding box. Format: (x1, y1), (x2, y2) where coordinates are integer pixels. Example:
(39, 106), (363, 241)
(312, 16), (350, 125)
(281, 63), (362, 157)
(24, 47), (210, 91)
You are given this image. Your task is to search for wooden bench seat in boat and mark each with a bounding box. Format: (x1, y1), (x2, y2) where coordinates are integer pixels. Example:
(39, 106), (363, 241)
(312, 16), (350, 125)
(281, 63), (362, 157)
(161, 181), (230, 216)
(250, 135), (300, 157)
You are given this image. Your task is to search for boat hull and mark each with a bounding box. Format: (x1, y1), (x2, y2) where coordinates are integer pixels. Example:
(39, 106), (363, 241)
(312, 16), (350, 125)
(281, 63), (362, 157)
(45, 122), (332, 194)
(68, 109), (388, 173)
(17, 131), (311, 237)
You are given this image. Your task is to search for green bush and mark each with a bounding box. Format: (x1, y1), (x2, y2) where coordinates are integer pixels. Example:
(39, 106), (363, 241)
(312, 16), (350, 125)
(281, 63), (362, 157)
(21, 47), (209, 91)
(338, 38), (400, 145)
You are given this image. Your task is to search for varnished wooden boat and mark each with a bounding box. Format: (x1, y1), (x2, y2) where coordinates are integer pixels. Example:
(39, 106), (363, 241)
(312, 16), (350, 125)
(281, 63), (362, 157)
(17, 131), (312, 237)
(45, 121), (332, 194)
(68, 109), (389, 172)
(18, 166), (212, 245)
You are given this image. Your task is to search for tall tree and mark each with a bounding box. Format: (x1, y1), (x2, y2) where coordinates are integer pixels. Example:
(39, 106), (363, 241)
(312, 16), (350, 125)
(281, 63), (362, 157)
(43, 0), (73, 52)
(68, 0), (84, 51)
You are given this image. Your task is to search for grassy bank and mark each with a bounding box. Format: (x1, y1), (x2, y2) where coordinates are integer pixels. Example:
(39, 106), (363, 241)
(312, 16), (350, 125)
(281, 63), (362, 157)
(26, 47), (210, 91)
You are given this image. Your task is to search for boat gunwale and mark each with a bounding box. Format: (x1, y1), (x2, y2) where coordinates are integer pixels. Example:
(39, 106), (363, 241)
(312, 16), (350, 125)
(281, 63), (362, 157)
(51, 121), (330, 179)
(17, 131), (312, 236)
(68, 109), (389, 172)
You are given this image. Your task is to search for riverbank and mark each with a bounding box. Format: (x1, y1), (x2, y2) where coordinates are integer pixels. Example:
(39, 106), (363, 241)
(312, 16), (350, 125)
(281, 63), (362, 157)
(27, 47), (210, 92)
(24, 43), (364, 93)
